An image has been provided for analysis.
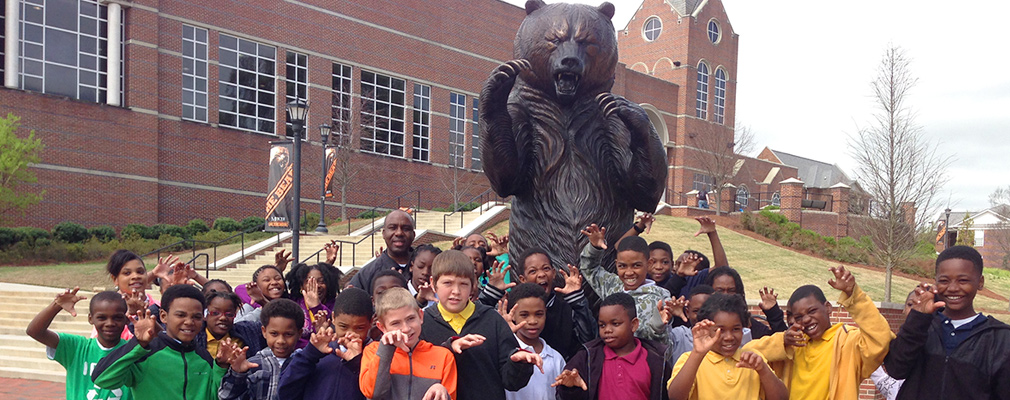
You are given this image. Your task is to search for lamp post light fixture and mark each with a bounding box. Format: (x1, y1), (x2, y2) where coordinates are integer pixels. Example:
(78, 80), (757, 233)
(944, 208), (952, 250)
(316, 124), (331, 233)
(286, 100), (309, 261)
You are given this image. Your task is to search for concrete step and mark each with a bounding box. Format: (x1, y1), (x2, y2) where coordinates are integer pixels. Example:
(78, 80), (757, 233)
(0, 365), (66, 382)
(0, 318), (91, 333)
(0, 354), (66, 371)
(0, 310), (84, 321)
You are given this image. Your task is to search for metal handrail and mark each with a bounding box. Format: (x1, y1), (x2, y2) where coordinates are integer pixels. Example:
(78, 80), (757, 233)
(301, 190), (421, 265)
(142, 224), (266, 269)
(183, 253), (211, 279)
(442, 188), (509, 233)
(346, 190), (422, 235)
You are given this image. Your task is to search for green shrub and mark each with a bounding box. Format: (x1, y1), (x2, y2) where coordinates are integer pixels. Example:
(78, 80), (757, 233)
(185, 219), (210, 236)
(120, 224), (151, 240)
(0, 227), (17, 249)
(240, 216), (265, 232)
(150, 224), (187, 240)
(357, 210), (386, 219)
(52, 222), (89, 243)
(301, 212), (320, 232)
(213, 218), (241, 232)
(14, 227), (50, 245)
(88, 225), (117, 242)
(193, 229), (233, 243)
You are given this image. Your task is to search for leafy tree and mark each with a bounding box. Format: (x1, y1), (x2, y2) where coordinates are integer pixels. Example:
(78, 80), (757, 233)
(955, 213), (975, 247)
(0, 114), (44, 223)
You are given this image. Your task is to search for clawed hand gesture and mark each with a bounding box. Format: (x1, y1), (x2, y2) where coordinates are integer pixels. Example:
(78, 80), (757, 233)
(54, 287), (86, 317)
(487, 261), (516, 291)
(131, 309), (159, 349)
(450, 334), (486, 354)
(509, 349), (544, 373)
(691, 320), (721, 354)
(636, 213), (655, 234)
(415, 281), (436, 303)
(219, 338), (258, 373)
(552, 369), (588, 390)
(323, 241), (340, 265)
(759, 287), (779, 311)
(735, 351), (768, 372)
(123, 290), (147, 316)
(580, 224), (607, 249)
(274, 250), (295, 272)
(312, 310), (330, 333)
(168, 262), (196, 287)
(246, 282), (265, 307)
(380, 329), (412, 353)
(374, 247), (385, 258)
(828, 265), (856, 296)
(153, 254), (180, 282)
(694, 216), (718, 237)
(497, 297), (527, 333)
(302, 277), (322, 309)
(485, 231), (509, 257)
(674, 253), (703, 277)
(658, 296), (688, 324)
(783, 322), (808, 348)
(555, 265), (583, 295)
(910, 282), (945, 314)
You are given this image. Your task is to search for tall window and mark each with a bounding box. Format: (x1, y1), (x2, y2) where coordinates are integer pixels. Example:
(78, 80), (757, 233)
(18, 0), (121, 103)
(182, 25), (208, 122)
(736, 185), (749, 209)
(412, 83), (431, 162)
(714, 68), (727, 124)
(218, 34), (276, 134)
(695, 61), (709, 119)
(359, 70), (405, 157)
(448, 92), (466, 168)
(331, 63), (352, 142)
(470, 97), (481, 171)
(285, 51), (308, 137)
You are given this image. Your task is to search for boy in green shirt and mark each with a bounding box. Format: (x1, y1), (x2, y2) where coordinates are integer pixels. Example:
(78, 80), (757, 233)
(27, 288), (133, 400)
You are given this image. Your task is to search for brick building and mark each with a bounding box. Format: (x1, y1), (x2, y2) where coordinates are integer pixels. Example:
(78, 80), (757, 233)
(938, 207), (1010, 269)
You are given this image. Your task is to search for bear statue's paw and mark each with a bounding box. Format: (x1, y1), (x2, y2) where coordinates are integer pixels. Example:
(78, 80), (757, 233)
(496, 59), (531, 78)
(596, 92), (619, 119)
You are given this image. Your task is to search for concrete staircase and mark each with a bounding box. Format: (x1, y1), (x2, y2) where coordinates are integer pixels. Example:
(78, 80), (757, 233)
(0, 288), (94, 382)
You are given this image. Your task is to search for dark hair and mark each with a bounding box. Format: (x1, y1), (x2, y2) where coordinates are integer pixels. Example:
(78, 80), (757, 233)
(162, 284), (206, 311)
(697, 293), (750, 327)
(705, 266), (746, 300)
(252, 265), (283, 282)
(648, 241), (674, 260)
(459, 245), (489, 273)
(205, 290), (241, 310)
(201, 279), (232, 298)
(682, 250), (710, 270)
(90, 291), (127, 313)
(688, 284), (715, 298)
(600, 292), (637, 320)
(507, 283), (547, 312)
(106, 249), (143, 277)
(286, 263), (339, 304)
(372, 269), (408, 292)
(518, 247), (552, 270)
(333, 287), (374, 318)
(410, 244), (443, 266)
(936, 245), (984, 275)
(615, 236), (649, 258)
(260, 298), (305, 330)
(788, 285), (828, 307)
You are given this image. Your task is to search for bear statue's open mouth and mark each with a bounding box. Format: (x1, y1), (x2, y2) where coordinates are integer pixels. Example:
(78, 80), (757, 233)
(555, 72), (581, 96)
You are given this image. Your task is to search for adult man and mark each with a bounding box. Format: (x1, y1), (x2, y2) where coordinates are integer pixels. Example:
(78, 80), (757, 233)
(347, 210), (415, 294)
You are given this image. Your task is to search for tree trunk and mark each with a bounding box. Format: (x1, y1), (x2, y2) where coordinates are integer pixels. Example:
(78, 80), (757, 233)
(340, 184), (348, 222)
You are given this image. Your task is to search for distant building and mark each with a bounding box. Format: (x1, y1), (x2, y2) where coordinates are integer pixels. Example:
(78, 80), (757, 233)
(937, 206), (1010, 268)
(757, 148), (870, 215)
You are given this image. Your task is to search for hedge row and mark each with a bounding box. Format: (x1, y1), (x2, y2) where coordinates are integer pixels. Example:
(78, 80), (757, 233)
(0, 217), (266, 251)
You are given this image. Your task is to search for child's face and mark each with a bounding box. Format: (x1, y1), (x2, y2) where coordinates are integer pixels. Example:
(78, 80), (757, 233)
(787, 295), (831, 340)
(206, 297), (237, 338)
(615, 250), (648, 291)
(465, 234), (488, 251)
(160, 298), (204, 344)
(377, 306), (423, 348)
(935, 258), (983, 318)
(411, 251), (436, 289)
(597, 304), (639, 353)
(262, 317), (299, 359)
(687, 293), (710, 326)
(332, 312), (372, 339)
(372, 276), (404, 298)
(512, 297), (547, 345)
(89, 300), (128, 346)
(462, 248), (485, 276)
(256, 268), (285, 301)
(711, 275), (738, 295)
(648, 249), (673, 281)
(432, 274), (473, 313)
(307, 268), (327, 299)
(521, 253), (556, 292)
(710, 311), (744, 357)
(114, 259), (147, 294)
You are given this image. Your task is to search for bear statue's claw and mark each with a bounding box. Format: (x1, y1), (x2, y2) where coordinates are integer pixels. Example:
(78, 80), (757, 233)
(499, 59), (531, 78)
(597, 92), (618, 119)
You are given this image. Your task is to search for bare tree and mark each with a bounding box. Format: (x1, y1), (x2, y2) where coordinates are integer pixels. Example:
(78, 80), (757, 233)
(325, 84), (366, 222)
(690, 123), (755, 216)
(849, 45), (952, 302)
(438, 162), (481, 211)
(989, 186), (1010, 269)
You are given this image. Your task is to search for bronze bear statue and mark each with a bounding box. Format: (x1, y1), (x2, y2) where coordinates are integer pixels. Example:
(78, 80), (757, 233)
(479, 0), (667, 271)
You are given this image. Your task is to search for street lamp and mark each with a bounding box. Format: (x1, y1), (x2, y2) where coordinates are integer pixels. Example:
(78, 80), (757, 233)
(286, 100), (308, 261)
(944, 208), (952, 250)
(316, 124), (331, 233)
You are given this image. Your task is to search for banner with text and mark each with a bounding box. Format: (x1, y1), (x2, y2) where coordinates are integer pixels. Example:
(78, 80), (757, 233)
(265, 141), (295, 232)
(324, 147), (337, 198)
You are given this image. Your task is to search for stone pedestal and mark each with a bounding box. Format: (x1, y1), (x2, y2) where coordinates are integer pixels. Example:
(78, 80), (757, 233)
(780, 178), (804, 223)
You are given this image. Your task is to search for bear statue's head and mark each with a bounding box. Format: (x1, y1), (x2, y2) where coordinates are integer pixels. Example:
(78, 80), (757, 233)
(514, 1), (618, 105)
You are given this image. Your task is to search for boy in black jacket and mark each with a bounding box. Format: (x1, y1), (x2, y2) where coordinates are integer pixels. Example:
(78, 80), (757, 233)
(553, 292), (671, 400)
(419, 250), (540, 400)
(884, 245), (1010, 399)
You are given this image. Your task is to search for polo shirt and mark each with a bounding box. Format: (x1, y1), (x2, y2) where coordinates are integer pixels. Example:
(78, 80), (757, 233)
(599, 339), (651, 400)
(669, 349), (766, 400)
(204, 329), (242, 359)
(506, 335), (565, 400)
(940, 312), (985, 353)
(437, 301), (475, 334)
(790, 322), (842, 400)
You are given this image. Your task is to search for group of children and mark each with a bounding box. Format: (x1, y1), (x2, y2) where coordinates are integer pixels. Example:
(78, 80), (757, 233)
(26, 215), (1010, 400)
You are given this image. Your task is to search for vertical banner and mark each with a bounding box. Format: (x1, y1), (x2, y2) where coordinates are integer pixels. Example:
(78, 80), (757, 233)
(324, 147), (337, 198)
(265, 141), (295, 232)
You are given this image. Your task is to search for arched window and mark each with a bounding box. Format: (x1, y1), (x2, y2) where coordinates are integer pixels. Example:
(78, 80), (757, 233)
(736, 185), (749, 209)
(695, 61), (709, 119)
(708, 19), (721, 44)
(771, 192), (781, 207)
(714, 68), (727, 124)
(643, 17), (662, 41)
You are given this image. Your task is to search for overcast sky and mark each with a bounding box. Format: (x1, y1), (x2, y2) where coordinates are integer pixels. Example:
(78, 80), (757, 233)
(502, 0), (1010, 213)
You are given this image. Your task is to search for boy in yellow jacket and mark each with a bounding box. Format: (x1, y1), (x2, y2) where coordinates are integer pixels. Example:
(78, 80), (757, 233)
(743, 266), (894, 400)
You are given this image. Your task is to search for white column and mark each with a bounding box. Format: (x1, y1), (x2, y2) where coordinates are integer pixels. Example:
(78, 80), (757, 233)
(106, 2), (122, 106)
(4, 0), (19, 89)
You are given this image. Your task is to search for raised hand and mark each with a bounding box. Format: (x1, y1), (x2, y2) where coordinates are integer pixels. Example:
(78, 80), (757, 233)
(416, 281), (436, 303)
(486, 231), (509, 256)
(497, 297), (527, 333)
(168, 262), (193, 287)
(323, 241), (340, 265)
(636, 212), (655, 234)
(783, 322), (808, 348)
(759, 287), (779, 310)
(374, 247), (385, 258)
(310, 327), (337, 354)
(555, 264), (583, 295)
(450, 334), (486, 354)
(422, 383), (451, 400)
(216, 337), (238, 367)
(274, 250), (295, 272)
(690, 319), (720, 354)
(674, 253), (703, 277)
(153, 254), (180, 281)
(552, 369), (588, 390)
(694, 216), (718, 237)
(124, 290), (146, 316)
(335, 331), (364, 361)
(131, 309), (159, 349)
(222, 340), (258, 373)
(659, 297), (688, 324)
(828, 265), (856, 296)
(53, 287), (86, 317)
(910, 282), (945, 314)
(487, 261), (516, 291)
(303, 277), (321, 309)
(735, 351), (768, 372)
(246, 282), (265, 307)
(509, 349), (544, 374)
(312, 309), (330, 333)
(452, 237), (466, 249)
(580, 224), (608, 249)
(380, 329), (411, 353)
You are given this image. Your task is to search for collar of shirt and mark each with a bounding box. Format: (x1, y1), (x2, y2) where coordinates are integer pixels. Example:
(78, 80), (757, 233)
(514, 334), (554, 359)
(704, 348), (743, 364)
(437, 301), (475, 331)
(817, 322), (844, 342)
(603, 338), (646, 364)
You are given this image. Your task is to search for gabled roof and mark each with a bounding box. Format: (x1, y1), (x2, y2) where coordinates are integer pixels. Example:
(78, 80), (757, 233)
(667, 0), (705, 17)
(767, 149), (854, 189)
(941, 206), (1010, 229)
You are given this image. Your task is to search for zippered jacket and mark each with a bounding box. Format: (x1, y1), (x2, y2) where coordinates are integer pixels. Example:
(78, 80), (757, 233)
(556, 337), (671, 400)
(359, 340), (457, 400)
(92, 331), (227, 400)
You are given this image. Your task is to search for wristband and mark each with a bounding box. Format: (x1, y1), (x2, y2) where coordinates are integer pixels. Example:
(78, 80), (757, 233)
(633, 224), (645, 233)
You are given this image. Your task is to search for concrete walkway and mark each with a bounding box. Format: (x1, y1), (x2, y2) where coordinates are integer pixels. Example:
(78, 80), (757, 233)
(0, 377), (64, 399)
(0, 282), (67, 292)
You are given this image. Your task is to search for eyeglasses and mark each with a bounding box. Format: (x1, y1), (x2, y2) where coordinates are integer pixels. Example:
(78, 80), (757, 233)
(208, 310), (236, 319)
